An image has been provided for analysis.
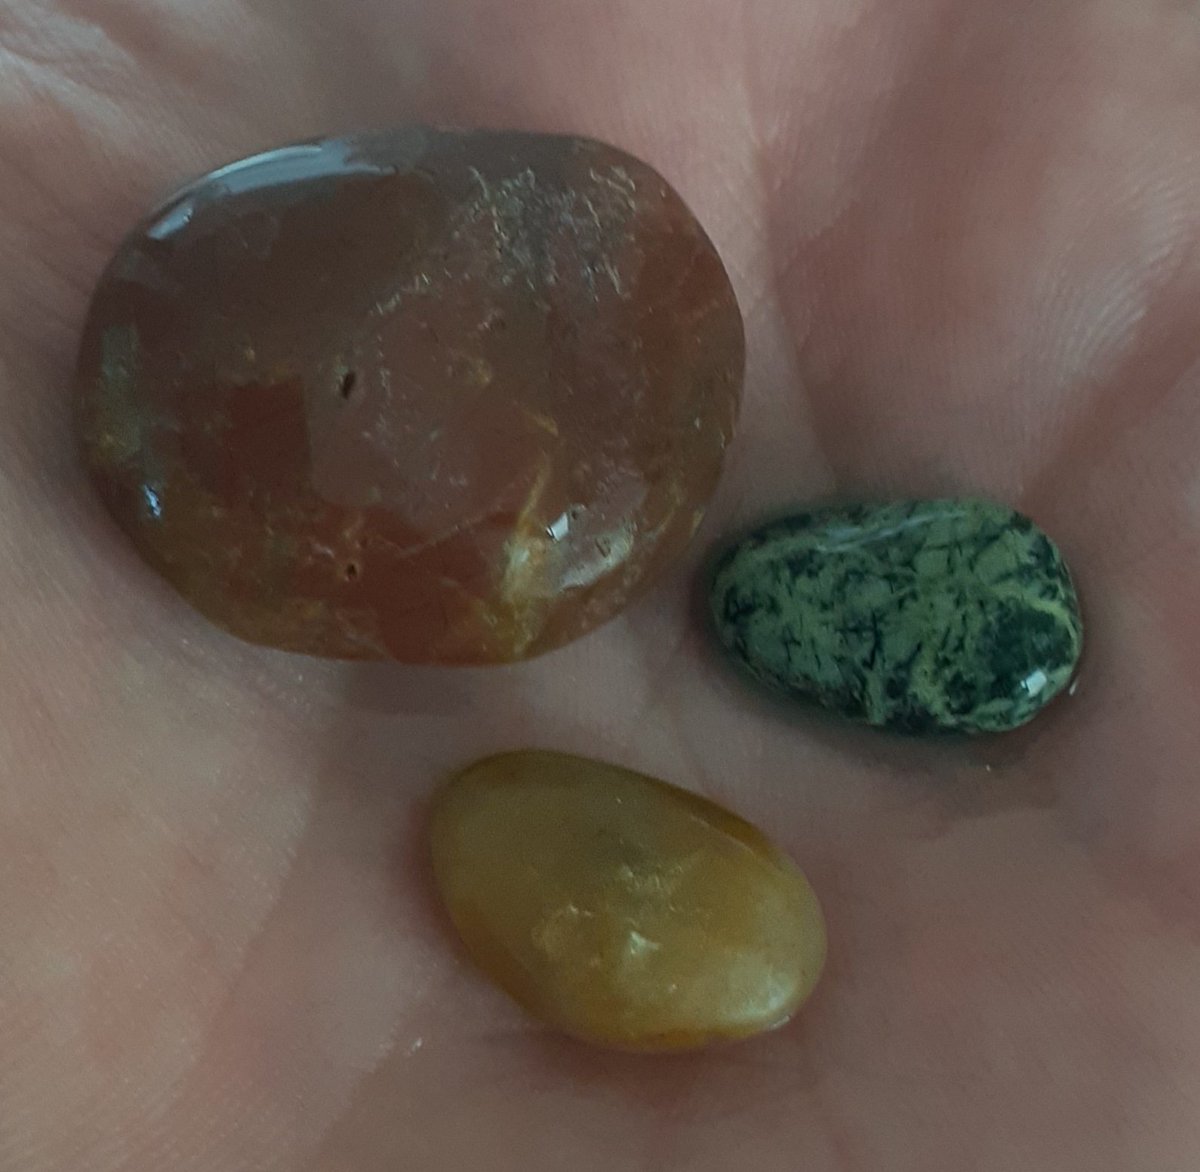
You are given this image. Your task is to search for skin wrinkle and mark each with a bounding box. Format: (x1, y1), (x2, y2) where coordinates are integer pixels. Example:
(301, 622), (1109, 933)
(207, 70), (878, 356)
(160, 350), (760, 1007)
(1025, 250), (1200, 511)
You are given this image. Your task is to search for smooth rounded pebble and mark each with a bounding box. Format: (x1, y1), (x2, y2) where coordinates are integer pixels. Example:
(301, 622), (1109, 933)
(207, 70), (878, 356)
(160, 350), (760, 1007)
(75, 128), (743, 663)
(710, 498), (1083, 734)
(430, 750), (826, 1051)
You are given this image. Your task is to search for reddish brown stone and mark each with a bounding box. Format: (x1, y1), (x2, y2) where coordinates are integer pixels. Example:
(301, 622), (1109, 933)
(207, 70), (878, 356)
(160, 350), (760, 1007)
(75, 129), (744, 662)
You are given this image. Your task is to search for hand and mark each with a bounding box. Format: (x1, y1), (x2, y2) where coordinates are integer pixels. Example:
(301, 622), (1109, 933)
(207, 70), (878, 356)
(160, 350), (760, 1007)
(2, 1), (1199, 1168)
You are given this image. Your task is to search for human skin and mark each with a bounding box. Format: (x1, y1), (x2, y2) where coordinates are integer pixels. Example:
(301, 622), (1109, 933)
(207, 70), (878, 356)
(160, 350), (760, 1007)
(1, 1), (1199, 1169)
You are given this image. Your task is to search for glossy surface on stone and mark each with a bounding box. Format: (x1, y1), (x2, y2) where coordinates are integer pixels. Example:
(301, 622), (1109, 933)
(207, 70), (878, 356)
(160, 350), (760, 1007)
(430, 750), (826, 1051)
(710, 499), (1083, 734)
(75, 129), (743, 662)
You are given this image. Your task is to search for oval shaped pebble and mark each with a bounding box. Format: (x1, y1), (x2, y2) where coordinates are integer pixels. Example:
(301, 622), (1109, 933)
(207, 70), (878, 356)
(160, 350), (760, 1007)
(430, 750), (826, 1051)
(75, 129), (743, 662)
(710, 499), (1083, 734)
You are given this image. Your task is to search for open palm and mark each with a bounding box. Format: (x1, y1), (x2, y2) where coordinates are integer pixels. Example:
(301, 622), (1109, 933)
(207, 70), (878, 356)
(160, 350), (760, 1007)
(3, 1), (1200, 1168)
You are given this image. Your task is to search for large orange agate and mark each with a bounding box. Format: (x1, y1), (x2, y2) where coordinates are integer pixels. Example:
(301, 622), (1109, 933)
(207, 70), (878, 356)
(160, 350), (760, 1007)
(75, 129), (743, 661)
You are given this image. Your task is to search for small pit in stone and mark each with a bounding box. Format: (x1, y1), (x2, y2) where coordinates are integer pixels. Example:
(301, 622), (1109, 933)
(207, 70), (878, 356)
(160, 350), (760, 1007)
(339, 371), (358, 400)
(344, 562), (360, 581)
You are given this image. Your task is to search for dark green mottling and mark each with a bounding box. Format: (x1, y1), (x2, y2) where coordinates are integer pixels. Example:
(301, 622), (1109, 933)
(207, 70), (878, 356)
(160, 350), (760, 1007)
(709, 499), (1083, 734)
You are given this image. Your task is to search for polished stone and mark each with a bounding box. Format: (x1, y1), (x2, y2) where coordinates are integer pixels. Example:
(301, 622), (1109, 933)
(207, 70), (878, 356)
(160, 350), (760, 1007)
(75, 129), (744, 661)
(430, 750), (826, 1051)
(710, 499), (1083, 734)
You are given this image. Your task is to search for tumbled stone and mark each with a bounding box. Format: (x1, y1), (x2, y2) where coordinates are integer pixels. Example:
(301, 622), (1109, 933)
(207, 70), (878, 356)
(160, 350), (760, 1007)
(710, 499), (1083, 734)
(430, 750), (826, 1051)
(75, 129), (743, 662)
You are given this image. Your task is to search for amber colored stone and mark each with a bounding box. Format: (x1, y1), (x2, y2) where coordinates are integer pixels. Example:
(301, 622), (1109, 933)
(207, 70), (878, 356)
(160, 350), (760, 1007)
(430, 750), (826, 1051)
(74, 129), (744, 661)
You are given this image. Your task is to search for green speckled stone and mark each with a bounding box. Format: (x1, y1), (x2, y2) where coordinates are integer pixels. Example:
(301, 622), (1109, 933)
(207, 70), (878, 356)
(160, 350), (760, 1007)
(709, 499), (1083, 735)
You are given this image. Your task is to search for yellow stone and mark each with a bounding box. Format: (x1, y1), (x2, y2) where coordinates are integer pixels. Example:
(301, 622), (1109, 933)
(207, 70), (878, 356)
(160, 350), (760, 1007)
(430, 750), (826, 1051)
